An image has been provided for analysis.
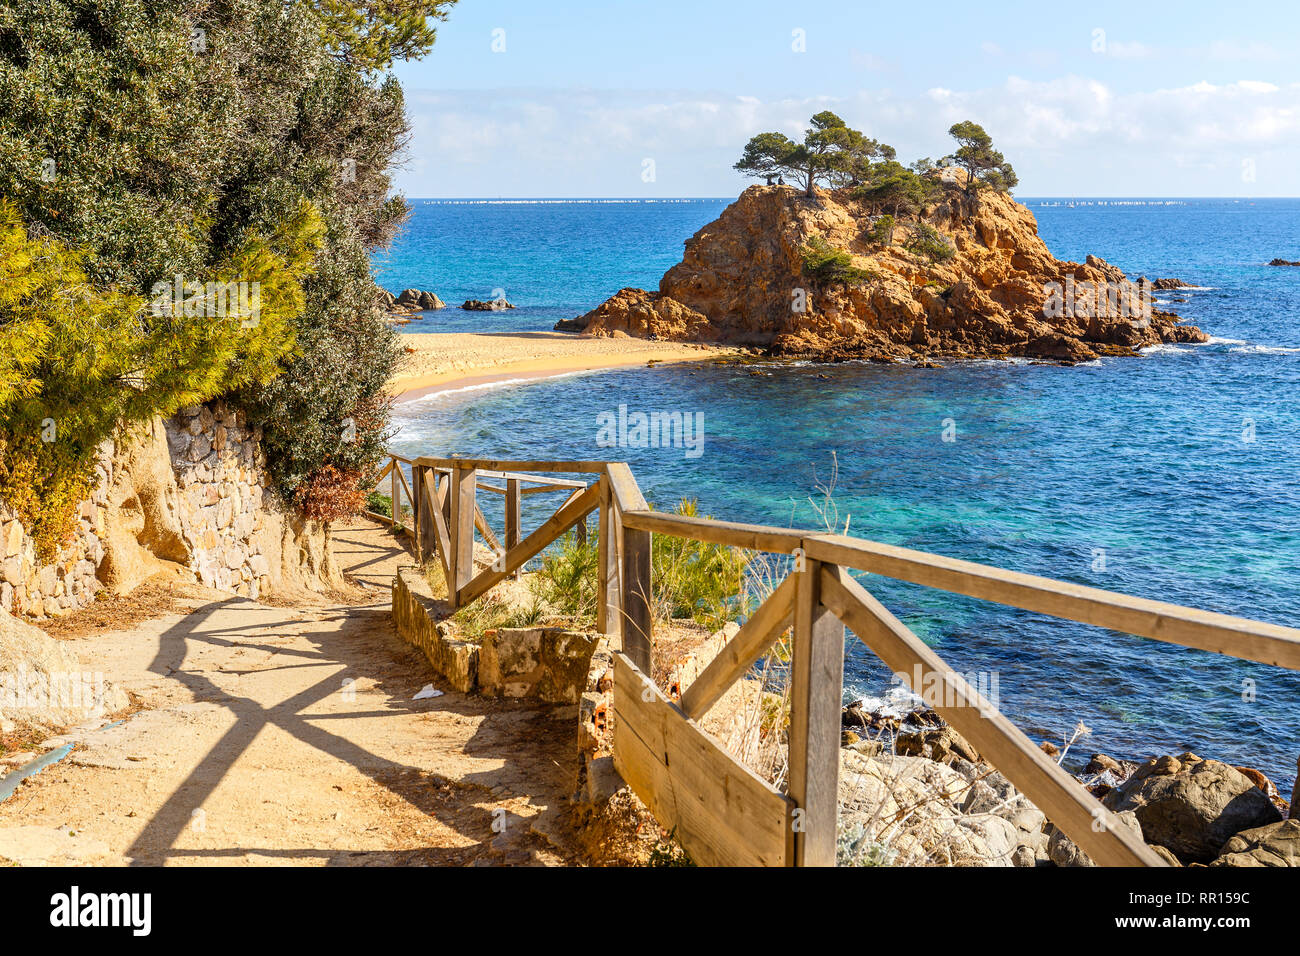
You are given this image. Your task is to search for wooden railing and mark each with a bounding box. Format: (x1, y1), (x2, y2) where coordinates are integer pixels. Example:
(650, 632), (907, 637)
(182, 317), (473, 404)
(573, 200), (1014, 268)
(368, 453), (1300, 867)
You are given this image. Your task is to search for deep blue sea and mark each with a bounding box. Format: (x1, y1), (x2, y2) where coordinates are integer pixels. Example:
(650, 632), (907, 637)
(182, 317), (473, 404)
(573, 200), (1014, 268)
(377, 197), (1300, 792)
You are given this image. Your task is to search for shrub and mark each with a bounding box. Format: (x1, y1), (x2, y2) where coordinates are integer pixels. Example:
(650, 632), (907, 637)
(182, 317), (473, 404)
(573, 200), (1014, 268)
(903, 222), (957, 264)
(293, 465), (370, 524)
(532, 529), (600, 627)
(651, 499), (753, 631)
(800, 236), (876, 285)
(0, 199), (315, 556)
(0, 0), (420, 537)
(528, 499), (753, 633)
(867, 214), (896, 246)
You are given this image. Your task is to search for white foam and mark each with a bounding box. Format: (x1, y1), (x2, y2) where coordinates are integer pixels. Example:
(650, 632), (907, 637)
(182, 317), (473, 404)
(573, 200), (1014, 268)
(402, 369), (591, 404)
(845, 684), (924, 718)
(1229, 344), (1300, 355)
(1205, 336), (1247, 345)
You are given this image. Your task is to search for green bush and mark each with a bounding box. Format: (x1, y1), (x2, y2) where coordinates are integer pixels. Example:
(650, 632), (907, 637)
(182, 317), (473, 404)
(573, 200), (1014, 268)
(532, 529), (600, 627)
(651, 499), (752, 632)
(903, 223), (957, 264)
(867, 214), (896, 246)
(0, 0), (426, 533)
(528, 499), (753, 633)
(800, 236), (876, 285)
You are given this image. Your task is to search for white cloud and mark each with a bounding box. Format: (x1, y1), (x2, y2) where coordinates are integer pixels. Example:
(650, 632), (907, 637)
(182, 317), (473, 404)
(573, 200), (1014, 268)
(398, 78), (1300, 196)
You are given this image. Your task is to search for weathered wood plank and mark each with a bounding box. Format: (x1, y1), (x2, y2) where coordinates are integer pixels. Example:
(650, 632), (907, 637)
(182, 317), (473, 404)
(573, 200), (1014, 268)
(787, 560), (844, 867)
(621, 509), (801, 554)
(679, 573), (797, 721)
(505, 478), (521, 580)
(819, 563), (1165, 867)
(447, 466), (477, 609)
(413, 457), (609, 474)
(604, 462), (648, 514)
(621, 523), (653, 674)
(597, 477), (620, 637)
(390, 459), (400, 526)
(805, 534), (1300, 672)
(612, 652), (792, 867)
(422, 473), (453, 590)
(457, 482), (601, 607)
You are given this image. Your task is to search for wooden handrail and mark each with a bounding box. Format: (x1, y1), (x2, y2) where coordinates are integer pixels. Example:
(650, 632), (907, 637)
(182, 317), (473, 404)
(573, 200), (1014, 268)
(373, 452), (1296, 868)
(802, 533), (1300, 671)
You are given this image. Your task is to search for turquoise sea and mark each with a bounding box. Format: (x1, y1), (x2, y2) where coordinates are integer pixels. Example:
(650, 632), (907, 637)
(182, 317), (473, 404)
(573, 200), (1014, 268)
(376, 197), (1300, 792)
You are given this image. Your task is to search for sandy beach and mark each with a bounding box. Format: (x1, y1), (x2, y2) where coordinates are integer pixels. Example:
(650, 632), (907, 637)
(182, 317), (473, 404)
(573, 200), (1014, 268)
(389, 330), (739, 400)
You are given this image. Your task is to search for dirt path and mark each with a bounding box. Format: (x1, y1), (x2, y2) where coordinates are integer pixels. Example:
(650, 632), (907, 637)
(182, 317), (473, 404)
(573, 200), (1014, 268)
(0, 519), (584, 866)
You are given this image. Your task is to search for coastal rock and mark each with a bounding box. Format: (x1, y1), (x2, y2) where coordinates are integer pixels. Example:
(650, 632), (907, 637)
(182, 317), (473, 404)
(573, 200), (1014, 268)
(1045, 810), (1144, 867)
(1102, 753), (1283, 863)
(1151, 277), (1192, 290)
(1234, 765), (1289, 815)
(564, 183), (1206, 361)
(1268, 258), (1300, 267)
(895, 725), (981, 765)
(1210, 819), (1300, 867)
(396, 289), (445, 310)
(566, 288), (717, 339)
(462, 298), (515, 311)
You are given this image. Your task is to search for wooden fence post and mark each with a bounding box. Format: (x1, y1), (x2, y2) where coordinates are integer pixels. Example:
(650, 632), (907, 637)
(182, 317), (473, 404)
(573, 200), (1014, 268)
(621, 519), (652, 674)
(505, 478), (521, 579)
(597, 477), (621, 637)
(413, 466), (434, 563)
(391, 460), (400, 527)
(448, 465), (477, 609)
(787, 558), (844, 867)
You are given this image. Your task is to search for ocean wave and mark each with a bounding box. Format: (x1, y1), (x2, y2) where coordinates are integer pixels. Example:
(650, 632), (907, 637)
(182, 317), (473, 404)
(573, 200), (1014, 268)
(1204, 336), (1247, 345)
(401, 370), (587, 403)
(1228, 344), (1300, 355)
(845, 684), (923, 718)
(1138, 343), (1193, 356)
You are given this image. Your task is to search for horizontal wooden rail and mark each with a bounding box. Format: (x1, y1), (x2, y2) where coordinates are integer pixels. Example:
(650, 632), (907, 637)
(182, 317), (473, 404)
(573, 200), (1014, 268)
(413, 456), (609, 474)
(803, 533), (1300, 671)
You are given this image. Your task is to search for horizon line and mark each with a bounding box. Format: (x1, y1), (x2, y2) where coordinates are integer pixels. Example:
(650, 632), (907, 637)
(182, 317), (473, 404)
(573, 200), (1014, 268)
(401, 194), (1300, 201)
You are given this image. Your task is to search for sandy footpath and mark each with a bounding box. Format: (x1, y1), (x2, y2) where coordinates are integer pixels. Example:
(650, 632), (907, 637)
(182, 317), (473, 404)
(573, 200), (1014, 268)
(389, 331), (738, 400)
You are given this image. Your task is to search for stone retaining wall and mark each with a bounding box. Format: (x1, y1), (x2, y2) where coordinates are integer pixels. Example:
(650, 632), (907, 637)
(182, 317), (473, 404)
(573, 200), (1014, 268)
(2, 399), (336, 618)
(391, 566), (600, 704)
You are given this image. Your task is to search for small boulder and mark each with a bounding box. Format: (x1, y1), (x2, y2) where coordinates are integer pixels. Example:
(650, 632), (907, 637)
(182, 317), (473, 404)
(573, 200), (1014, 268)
(895, 726), (980, 764)
(1046, 810), (1144, 867)
(1103, 754), (1283, 863)
(462, 298), (515, 311)
(395, 289), (445, 310)
(1211, 819), (1300, 867)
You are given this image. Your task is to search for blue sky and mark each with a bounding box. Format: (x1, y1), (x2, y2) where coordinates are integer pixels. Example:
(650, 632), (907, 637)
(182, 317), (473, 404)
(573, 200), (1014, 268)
(391, 0), (1300, 197)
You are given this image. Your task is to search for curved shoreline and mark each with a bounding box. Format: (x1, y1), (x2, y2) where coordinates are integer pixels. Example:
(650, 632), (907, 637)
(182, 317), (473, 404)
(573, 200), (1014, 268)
(388, 330), (740, 401)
